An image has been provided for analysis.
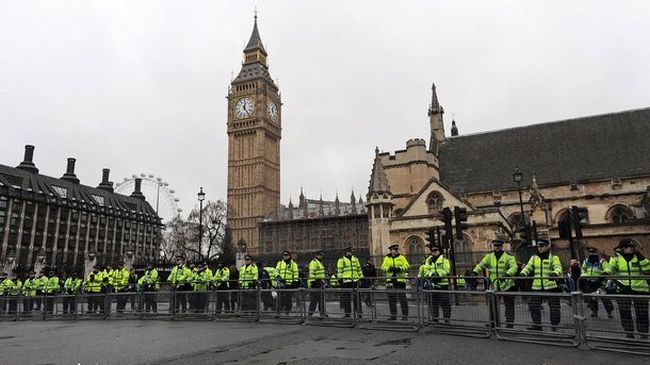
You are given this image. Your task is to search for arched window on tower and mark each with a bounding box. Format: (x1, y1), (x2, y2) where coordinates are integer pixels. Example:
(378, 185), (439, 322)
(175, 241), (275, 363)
(606, 204), (635, 224)
(426, 191), (444, 215)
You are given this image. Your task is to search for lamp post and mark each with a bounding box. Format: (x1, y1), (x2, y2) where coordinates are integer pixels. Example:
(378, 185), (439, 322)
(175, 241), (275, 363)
(512, 166), (530, 242)
(197, 187), (206, 261)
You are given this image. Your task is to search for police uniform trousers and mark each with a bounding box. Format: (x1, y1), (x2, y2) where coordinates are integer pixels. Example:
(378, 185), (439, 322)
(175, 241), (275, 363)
(527, 287), (561, 328)
(582, 279), (613, 316)
(617, 285), (649, 334)
(340, 281), (361, 316)
(308, 280), (325, 316)
(429, 284), (451, 320)
(215, 284), (230, 313)
(279, 282), (295, 314)
(387, 281), (409, 319)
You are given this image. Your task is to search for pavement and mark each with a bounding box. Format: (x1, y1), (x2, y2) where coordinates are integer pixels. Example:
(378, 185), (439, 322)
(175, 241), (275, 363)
(2, 319), (650, 365)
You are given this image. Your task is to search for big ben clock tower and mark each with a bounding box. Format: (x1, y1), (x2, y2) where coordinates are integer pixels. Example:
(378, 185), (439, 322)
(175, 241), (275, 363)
(227, 15), (281, 255)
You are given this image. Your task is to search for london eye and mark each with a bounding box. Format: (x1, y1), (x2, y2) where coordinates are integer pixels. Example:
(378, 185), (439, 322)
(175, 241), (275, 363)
(114, 174), (182, 224)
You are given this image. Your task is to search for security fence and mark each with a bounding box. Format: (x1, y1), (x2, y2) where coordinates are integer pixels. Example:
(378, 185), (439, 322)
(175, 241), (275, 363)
(1, 276), (650, 355)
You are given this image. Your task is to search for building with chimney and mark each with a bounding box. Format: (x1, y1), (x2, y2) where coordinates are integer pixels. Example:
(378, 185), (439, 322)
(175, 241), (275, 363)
(0, 145), (162, 272)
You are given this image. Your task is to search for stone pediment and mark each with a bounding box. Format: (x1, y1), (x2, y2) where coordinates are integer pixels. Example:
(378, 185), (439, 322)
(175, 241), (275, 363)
(399, 177), (472, 218)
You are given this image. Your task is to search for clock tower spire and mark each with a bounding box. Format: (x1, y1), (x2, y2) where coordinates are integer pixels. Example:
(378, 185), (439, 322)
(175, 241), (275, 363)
(226, 15), (281, 255)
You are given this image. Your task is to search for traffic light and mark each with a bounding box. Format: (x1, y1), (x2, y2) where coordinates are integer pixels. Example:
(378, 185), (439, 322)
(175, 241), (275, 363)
(454, 207), (469, 240)
(518, 222), (528, 244)
(571, 206), (587, 239)
(558, 219), (572, 240)
(425, 227), (436, 247)
(442, 207), (453, 249)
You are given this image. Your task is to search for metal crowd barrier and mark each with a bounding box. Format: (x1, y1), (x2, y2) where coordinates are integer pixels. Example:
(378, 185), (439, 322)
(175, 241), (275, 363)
(421, 276), (492, 337)
(356, 278), (421, 332)
(303, 287), (356, 328)
(5, 275), (650, 356)
(577, 276), (650, 355)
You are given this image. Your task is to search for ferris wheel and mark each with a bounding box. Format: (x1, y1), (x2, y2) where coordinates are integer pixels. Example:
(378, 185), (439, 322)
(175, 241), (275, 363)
(113, 174), (182, 223)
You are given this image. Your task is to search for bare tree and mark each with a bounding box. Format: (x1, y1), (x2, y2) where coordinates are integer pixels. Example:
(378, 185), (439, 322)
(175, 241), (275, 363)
(160, 200), (233, 262)
(160, 215), (195, 263)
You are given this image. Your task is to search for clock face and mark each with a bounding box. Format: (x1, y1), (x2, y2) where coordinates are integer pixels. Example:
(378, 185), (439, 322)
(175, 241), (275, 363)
(234, 97), (254, 119)
(267, 100), (278, 121)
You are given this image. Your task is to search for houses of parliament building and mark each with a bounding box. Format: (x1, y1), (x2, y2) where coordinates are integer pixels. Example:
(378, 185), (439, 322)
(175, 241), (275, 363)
(226, 17), (650, 266)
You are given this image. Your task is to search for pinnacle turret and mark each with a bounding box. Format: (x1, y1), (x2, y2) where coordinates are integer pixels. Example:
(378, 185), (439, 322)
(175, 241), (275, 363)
(244, 14), (266, 55)
(367, 148), (391, 196)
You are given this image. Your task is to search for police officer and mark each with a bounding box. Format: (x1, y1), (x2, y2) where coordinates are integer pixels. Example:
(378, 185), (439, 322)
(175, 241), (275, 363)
(472, 239), (519, 328)
(7, 272), (21, 314)
(421, 245), (451, 322)
(361, 258), (377, 308)
(239, 255), (258, 313)
(276, 250), (299, 315)
(258, 262), (275, 311)
(62, 270), (82, 315)
(42, 266), (59, 315)
(337, 247), (363, 318)
(307, 250), (327, 317)
(22, 270), (38, 315)
(0, 271), (9, 314)
(138, 263), (159, 313)
(192, 262), (212, 313)
(520, 239), (563, 331)
(169, 256), (192, 313)
(213, 262), (230, 314)
(84, 265), (103, 313)
(381, 244), (410, 320)
(581, 247), (613, 318)
(113, 261), (130, 313)
(603, 238), (650, 339)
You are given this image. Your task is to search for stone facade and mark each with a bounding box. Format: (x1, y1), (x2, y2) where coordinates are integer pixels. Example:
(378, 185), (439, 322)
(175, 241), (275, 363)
(367, 85), (650, 268)
(226, 17), (281, 255)
(258, 190), (369, 267)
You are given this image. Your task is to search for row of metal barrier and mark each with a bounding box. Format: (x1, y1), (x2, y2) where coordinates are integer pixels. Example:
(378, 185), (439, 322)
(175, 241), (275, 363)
(1, 276), (649, 355)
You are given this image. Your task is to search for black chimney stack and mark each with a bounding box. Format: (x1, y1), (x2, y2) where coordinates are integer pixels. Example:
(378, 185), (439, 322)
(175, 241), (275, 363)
(97, 168), (114, 193)
(130, 178), (146, 201)
(60, 158), (80, 184)
(16, 145), (39, 174)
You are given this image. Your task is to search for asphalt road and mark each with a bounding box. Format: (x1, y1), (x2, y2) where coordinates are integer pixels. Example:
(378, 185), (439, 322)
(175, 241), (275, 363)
(1, 319), (649, 365)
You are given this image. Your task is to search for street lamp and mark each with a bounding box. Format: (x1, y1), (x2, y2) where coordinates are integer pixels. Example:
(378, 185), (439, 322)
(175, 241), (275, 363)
(197, 187), (206, 261)
(512, 166), (528, 243)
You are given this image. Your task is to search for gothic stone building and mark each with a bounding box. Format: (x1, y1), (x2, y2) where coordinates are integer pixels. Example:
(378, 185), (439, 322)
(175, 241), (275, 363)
(259, 190), (369, 266)
(226, 18), (650, 268)
(0, 145), (162, 272)
(367, 84), (650, 269)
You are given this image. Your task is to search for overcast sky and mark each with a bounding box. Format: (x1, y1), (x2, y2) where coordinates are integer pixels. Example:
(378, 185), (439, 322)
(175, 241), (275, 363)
(1, 1), (649, 221)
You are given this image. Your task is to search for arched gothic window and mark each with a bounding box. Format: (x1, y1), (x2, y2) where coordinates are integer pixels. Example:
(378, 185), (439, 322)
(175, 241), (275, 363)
(607, 205), (635, 224)
(508, 212), (530, 230)
(426, 191), (444, 215)
(405, 235), (425, 262)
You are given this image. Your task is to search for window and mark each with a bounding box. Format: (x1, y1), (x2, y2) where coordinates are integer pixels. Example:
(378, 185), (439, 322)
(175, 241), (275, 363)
(91, 195), (105, 206)
(406, 235), (425, 262)
(426, 191), (444, 215)
(52, 185), (68, 199)
(607, 205), (635, 224)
